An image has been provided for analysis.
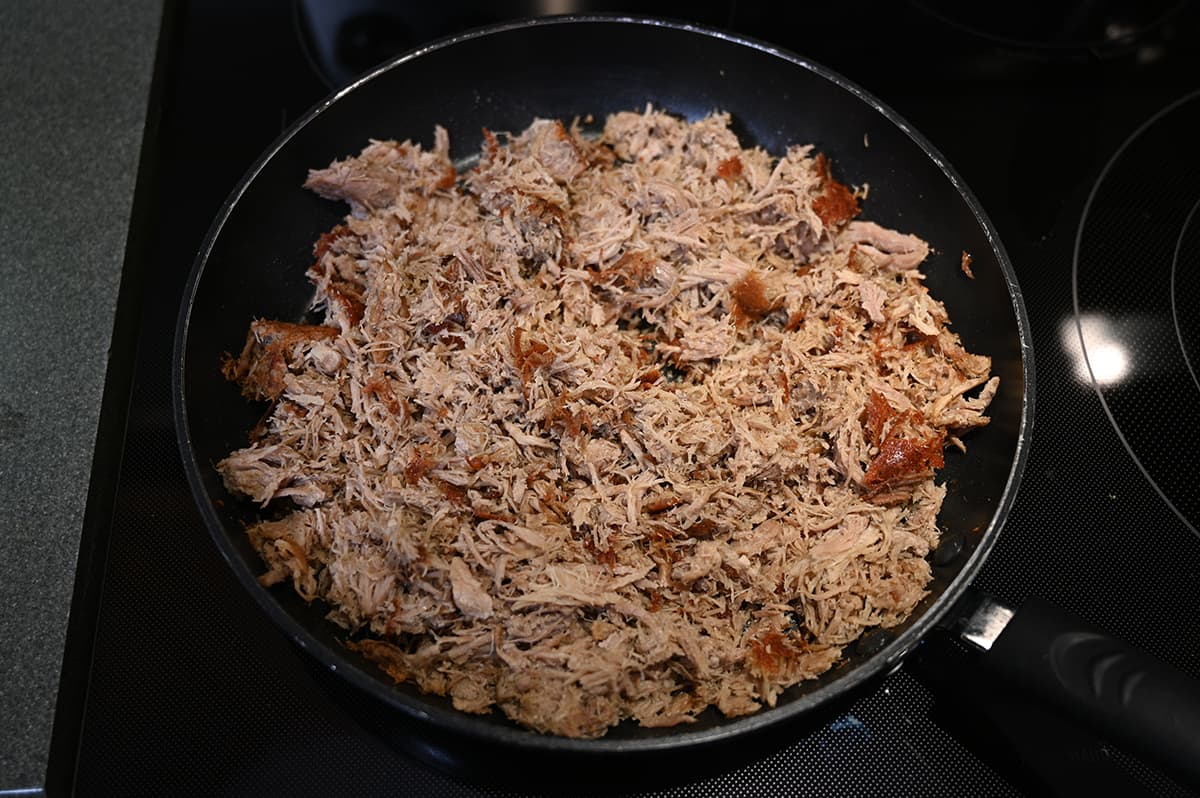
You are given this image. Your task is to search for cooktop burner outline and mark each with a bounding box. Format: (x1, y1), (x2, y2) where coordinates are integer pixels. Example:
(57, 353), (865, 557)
(1171, 198), (1200, 395)
(1073, 89), (1200, 541)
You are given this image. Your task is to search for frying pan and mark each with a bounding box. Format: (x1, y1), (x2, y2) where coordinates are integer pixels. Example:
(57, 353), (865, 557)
(173, 16), (1200, 787)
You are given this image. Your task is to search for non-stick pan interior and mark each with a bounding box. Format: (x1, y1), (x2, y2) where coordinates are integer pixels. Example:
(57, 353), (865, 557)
(175, 17), (1030, 754)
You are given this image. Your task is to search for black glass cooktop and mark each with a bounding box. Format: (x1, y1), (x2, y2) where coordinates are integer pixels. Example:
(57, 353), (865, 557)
(1074, 93), (1200, 534)
(64, 1), (1200, 795)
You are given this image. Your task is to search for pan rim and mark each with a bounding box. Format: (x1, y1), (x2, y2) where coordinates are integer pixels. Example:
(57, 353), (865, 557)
(172, 13), (1035, 755)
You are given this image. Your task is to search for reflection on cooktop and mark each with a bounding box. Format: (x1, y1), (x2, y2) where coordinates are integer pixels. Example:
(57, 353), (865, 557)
(296, 0), (734, 88)
(1074, 90), (1200, 536)
(910, 0), (1190, 54)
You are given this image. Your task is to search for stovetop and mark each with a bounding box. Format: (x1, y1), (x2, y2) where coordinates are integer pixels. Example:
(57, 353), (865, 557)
(64, 1), (1200, 795)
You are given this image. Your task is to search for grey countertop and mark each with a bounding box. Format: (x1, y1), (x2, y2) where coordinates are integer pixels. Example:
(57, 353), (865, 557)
(0, 2), (161, 793)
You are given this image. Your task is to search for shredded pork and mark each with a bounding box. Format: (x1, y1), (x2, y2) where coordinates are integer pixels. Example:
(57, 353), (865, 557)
(217, 107), (997, 738)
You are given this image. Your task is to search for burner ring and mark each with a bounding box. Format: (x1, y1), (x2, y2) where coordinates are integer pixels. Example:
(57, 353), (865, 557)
(1171, 198), (1200, 394)
(1073, 90), (1200, 538)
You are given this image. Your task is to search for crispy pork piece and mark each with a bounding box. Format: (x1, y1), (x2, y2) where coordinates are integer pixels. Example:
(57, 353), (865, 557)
(221, 320), (339, 401)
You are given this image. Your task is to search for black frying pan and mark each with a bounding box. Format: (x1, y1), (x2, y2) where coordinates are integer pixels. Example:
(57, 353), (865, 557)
(173, 16), (1200, 787)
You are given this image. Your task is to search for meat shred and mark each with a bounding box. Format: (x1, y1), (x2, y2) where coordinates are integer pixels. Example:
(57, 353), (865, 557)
(216, 107), (997, 738)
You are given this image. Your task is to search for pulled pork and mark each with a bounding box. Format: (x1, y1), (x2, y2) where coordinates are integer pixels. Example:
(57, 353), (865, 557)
(217, 107), (997, 738)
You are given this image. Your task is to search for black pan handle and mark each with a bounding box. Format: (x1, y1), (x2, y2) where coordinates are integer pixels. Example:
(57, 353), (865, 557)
(957, 594), (1200, 788)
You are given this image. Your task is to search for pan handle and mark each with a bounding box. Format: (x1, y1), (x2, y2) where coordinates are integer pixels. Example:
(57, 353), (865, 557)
(956, 593), (1200, 789)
